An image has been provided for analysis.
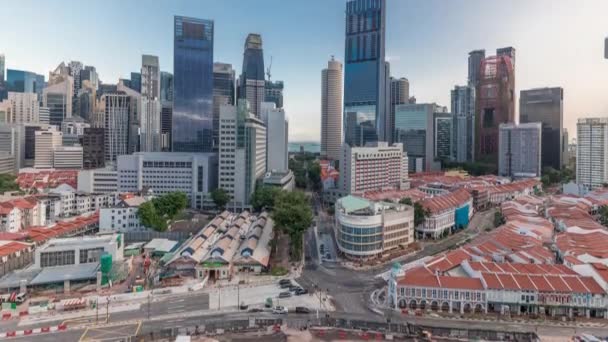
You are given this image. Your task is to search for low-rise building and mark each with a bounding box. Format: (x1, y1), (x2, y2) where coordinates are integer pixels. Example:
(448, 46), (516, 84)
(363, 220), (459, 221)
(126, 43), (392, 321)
(334, 196), (414, 260)
(416, 189), (473, 239)
(99, 194), (150, 233)
(262, 170), (295, 191)
(77, 168), (118, 193)
(0, 197), (45, 232)
(53, 146), (83, 169)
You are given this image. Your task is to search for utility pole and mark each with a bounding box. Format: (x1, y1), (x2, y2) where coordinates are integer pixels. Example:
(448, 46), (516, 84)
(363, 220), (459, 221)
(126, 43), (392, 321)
(237, 283), (240, 310)
(105, 297), (110, 323)
(218, 286), (221, 311)
(95, 298), (99, 325)
(147, 294), (151, 320)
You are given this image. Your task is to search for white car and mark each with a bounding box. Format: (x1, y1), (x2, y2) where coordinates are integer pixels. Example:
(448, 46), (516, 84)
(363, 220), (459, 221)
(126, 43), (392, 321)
(272, 306), (288, 314)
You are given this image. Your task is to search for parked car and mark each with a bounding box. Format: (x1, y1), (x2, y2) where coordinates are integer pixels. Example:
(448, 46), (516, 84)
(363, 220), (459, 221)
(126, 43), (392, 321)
(265, 297), (273, 308)
(239, 303), (249, 310)
(295, 307), (310, 314)
(273, 306), (288, 314)
(288, 285), (300, 292)
(278, 279), (291, 285)
(295, 288), (308, 295)
(280, 282), (292, 289)
(278, 291), (292, 298)
(248, 308), (263, 313)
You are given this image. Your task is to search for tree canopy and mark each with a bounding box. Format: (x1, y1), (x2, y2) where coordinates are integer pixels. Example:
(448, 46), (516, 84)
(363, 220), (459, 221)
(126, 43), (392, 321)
(250, 185), (281, 212)
(0, 174), (19, 194)
(413, 202), (430, 227)
(271, 191), (313, 260)
(210, 188), (230, 210)
(137, 191), (189, 232)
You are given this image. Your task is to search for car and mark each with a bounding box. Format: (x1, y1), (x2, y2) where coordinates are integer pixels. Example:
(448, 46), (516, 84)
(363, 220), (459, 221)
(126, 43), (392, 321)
(239, 303), (249, 310)
(278, 279), (291, 285)
(280, 281), (292, 289)
(278, 291), (291, 298)
(272, 306), (288, 314)
(295, 307), (310, 314)
(288, 285), (300, 292)
(248, 308), (263, 313)
(295, 288), (308, 295)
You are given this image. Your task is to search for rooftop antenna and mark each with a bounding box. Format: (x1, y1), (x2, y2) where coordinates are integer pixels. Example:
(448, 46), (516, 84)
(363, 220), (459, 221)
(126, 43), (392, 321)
(266, 56), (273, 81)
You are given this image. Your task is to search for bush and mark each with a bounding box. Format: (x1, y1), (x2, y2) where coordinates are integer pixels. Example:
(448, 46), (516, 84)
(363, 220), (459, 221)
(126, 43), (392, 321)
(270, 266), (288, 276)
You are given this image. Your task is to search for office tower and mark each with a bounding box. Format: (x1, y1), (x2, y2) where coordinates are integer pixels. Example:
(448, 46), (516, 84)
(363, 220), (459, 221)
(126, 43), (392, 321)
(451, 85), (475, 163)
(7, 92), (39, 123)
(61, 116), (89, 146)
(34, 127), (62, 169)
(213, 62), (235, 151)
(103, 93), (131, 163)
(173, 16), (214, 153)
(68, 61), (83, 114)
(265, 80), (284, 108)
(0, 54), (5, 101)
(496, 47), (516, 68)
(394, 103), (443, 172)
(140, 55), (161, 152)
(475, 48), (515, 164)
(38, 107), (49, 124)
(468, 50), (485, 86)
(160, 71), (173, 102)
(161, 102), (172, 152)
(218, 100), (266, 209)
(116, 82), (141, 154)
(129, 72), (141, 92)
(520, 87), (564, 170)
(321, 57), (343, 161)
(53, 146), (83, 169)
(390, 77), (409, 143)
(6, 69), (45, 98)
(498, 123), (542, 178)
(0, 100), (11, 123)
(434, 112), (452, 160)
(339, 142), (408, 194)
(261, 102), (288, 172)
(344, 0), (388, 145)
(238, 34), (265, 117)
(576, 118), (608, 190)
(80, 66), (99, 91)
(76, 80), (96, 121)
(43, 66), (73, 127)
(48, 62), (71, 86)
(82, 127), (105, 169)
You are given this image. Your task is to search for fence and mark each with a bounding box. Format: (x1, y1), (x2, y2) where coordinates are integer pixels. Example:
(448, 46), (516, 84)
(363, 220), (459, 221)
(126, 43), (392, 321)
(123, 231), (190, 244)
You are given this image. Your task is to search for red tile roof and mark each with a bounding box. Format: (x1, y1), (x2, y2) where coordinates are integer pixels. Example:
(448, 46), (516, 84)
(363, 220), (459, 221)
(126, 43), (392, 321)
(420, 189), (471, 214)
(25, 212), (99, 243)
(0, 241), (32, 258)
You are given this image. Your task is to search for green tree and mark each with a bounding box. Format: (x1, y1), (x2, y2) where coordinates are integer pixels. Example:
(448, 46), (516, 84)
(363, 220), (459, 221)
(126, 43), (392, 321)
(154, 191), (188, 219)
(250, 185), (281, 211)
(599, 205), (608, 226)
(399, 197), (413, 205)
(271, 191), (313, 260)
(138, 201), (167, 232)
(0, 174), (19, 194)
(413, 202), (430, 227)
(210, 188), (230, 210)
(308, 161), (322, 191)
(493, 211), (505, 227)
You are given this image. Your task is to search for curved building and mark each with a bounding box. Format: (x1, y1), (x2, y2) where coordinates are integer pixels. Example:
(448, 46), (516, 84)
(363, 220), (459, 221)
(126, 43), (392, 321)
(321, 57), (343, 160)
(335, 195), (414, 260)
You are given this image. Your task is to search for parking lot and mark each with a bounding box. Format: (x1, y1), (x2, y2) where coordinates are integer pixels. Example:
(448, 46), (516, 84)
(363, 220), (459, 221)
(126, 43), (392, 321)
(207, 280), (333, 312)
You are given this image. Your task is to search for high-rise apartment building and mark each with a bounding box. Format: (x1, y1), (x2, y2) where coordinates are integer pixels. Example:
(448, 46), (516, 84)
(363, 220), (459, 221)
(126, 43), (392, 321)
(451, 85), (475, 163)
(343, 0), (388, 145)
(218, 100), (266, 209)
(321, 57), (343, 161)
(394, 103), (443, 172)
(261, 102), (288, 172)
(434, 112), (452, 160)
(264, 80), (284, 109)
(520, 87), (564, 170)
(173, 16), (214, 153)
(160, 71), (173, 102)
(34, 127), (62, 169)
(339, 142), (408, 194)
(103, 93), (131, 163)
(213, 62), (235, 151)
(576, 118), (608, 190)
(82, 127), (105, 169)
(238, 34), (265, 118)
(7, 92), (39, 123)
(475, 48), (515, 164)
(140, 55), (161, 152)
(498, 123), (542, 178)
(43, 75), (73, 126)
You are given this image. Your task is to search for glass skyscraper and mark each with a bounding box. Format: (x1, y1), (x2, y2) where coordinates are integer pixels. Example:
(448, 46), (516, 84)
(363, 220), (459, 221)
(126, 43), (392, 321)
(0, 54), (5, 101)
(6, 69), (45, 101)
(343, 0), (388, 146)
(172, 16), (214, 152)
(160, 71), (173, 102)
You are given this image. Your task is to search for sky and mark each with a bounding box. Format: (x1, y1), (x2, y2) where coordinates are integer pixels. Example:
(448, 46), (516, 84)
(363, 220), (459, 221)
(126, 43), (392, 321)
(2, 0), (608, 142)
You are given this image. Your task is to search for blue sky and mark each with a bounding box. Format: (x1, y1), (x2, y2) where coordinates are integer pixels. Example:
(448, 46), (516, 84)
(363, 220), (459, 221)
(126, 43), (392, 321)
(2, 0), (608, 142)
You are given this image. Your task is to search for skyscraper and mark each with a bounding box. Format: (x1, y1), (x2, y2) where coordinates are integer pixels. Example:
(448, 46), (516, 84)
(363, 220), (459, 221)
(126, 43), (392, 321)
(467, 50), (485, 86)
(6, 69), (45, 97)
(576, 118), (608, 190)
(238, 34), (265, 117)
(129, 72), (141, 93)
(0, 54), (5, 101)
(7, 92), (39, 124)
(451, 85), (475, 163)
(140, 55), (161, 152)
(43, 76), (73, 126)
(213, 62), (235, 151)
(80, 66), (99, 91)
(172, 16), (214, 153)
(160, 71), (173, 102)
(475, 48), (515, 164)
(161, 102), (172, 151)
(520, 87), (564, 170)
(141, 55), (160, 99)
(498, 123), (542, 178)
(343, 0), (388, 146)
(394, 103), (443, 172)
(104, 93), (131, 162)
(68, 61), (83, 116)
(321, 57), (343, 161)
(434, 112), (452, 160)
(261, 102), (288, 173)
(390, 77), (409, 143)
(264, 80), (284, 108)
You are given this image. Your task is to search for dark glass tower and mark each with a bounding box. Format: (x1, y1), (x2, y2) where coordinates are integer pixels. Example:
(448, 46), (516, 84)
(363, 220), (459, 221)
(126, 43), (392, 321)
(343, 0), (388, 146)
(238, 34), (265, 117)
(172, 16), (214, 152)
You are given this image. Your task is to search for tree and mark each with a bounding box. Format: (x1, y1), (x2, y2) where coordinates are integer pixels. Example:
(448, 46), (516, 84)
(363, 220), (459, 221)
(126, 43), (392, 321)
(210, 188), (230, 210)
(138, 201), (167, 232)
(493, 211), (505, 228)
(308, 161), (322, 191)
(154, 191), (188, 219)
(0, 174), (19, 194)
(271, 191), (313, 260)
(413, 202), (430, 227)
(399, 197), (413, 205)
(599, 205), (608, 226)
(250, 185), (281, 212)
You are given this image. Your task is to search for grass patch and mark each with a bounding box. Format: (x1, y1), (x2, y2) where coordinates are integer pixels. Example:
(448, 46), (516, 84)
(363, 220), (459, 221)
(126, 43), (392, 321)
(270, 266), (289, 276)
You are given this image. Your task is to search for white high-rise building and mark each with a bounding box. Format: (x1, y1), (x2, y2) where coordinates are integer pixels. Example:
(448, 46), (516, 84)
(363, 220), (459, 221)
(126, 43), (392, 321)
(219, 100), (266, 209)
(38, 107), (50, 124)
(339, 142), (409, 194)
(577, 118), (608, 190)
(104, 93), (131, 163)
(261, 102), (288, 172)
(53, 146), (83, 169)
(139, 98), (161, 152)
(34, 127), (62, 169)
(7, 92), (39, 124)
(321, 57), (343, 160)
(141, 55), (160, 99)
(498, 123), (542, 178)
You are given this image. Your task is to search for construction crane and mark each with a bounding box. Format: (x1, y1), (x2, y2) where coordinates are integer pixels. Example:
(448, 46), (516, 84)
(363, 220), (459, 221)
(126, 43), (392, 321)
(266, 56), (273, 81)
